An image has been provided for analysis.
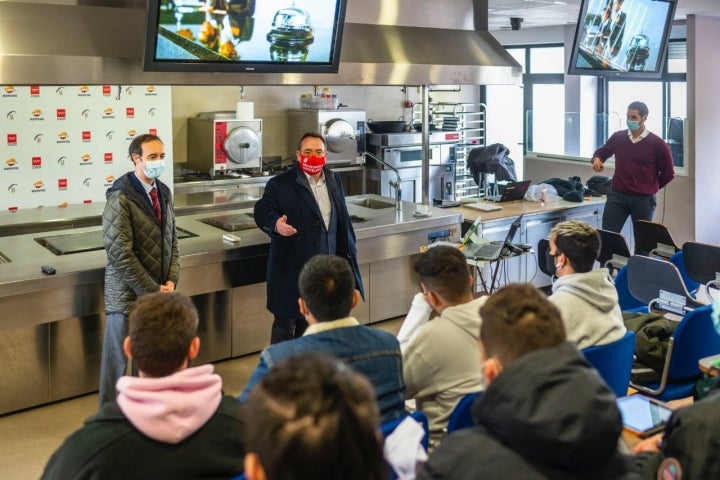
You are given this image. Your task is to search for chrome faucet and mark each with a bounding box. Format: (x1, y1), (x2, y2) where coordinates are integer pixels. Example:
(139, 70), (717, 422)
(361, 151), (403, 211)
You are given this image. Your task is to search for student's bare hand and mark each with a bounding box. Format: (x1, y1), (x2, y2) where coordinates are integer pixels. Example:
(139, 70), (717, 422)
(591, 157), (604, 172)
(159, 281), (175, 292)
(275, 215), (298, 236)
(633, 433), (663, 453)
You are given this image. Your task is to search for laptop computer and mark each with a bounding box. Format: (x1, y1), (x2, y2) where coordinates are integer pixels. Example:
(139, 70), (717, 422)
(463, 214), (523, 261)
(486, 180), (531, 202)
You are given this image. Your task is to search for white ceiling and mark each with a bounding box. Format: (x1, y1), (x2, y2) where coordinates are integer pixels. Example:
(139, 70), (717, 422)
(486, 0), (720, 30)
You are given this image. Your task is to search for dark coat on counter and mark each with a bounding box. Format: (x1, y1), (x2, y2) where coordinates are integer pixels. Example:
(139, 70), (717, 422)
(253, 164), (364, 319)
(418, 342), (638, 480)
(102, 172), (179, 315)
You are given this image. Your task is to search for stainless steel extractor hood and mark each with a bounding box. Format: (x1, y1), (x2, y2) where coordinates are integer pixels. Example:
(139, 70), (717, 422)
(338, 23), (522, 86)
(0, 2), (521, 86)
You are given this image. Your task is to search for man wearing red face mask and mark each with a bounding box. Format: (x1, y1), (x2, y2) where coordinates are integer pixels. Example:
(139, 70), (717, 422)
(254, 132), (365, 343)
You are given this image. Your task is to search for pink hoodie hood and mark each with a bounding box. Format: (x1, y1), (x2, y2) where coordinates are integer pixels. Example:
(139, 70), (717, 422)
(116, 364), (223, 444)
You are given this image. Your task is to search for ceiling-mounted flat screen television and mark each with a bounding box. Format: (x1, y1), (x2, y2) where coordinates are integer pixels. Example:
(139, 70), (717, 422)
(143, 0), (347, 73)
(567, 0), (677, 78)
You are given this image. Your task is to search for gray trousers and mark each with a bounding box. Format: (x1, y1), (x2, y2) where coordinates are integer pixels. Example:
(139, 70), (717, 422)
(601, 188), (657, 234)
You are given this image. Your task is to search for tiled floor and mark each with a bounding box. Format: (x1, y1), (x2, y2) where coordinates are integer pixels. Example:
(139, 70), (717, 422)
(0, 317), (403, 480)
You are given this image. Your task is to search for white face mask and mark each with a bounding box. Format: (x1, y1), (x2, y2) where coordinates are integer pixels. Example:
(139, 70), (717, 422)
(143, 159), (165, 179)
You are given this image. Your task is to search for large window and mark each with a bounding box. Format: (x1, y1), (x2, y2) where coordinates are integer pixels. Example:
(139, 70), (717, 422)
(484, 40), (686, 170)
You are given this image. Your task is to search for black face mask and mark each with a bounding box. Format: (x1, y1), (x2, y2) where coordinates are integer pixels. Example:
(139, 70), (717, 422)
(545, 249), (561, 274)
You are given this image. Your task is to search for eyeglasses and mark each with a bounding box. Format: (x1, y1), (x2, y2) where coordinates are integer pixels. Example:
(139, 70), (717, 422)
(300, 149), (326, 156)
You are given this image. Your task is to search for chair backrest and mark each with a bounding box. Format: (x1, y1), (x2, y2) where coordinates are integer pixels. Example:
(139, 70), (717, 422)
(615, 264), (647, 312)
(581, 331), (635, 397)
(669, 250), (701, 295)
(682, 241), (720, 285)
(537, 238), (553, 277)
(446, 391), (482, 433)
(667, 304), (720, 380)
(597, 229), (631, 273)
(626, 255), (704, 315)
(633, 219), (679, 258)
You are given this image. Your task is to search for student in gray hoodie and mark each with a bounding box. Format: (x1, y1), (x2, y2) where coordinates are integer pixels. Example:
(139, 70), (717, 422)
(546, 220), (626, 349)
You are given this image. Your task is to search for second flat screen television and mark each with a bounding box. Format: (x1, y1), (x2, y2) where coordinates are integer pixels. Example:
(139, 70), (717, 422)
(567, 0), (677, 78)
(144, 0), (347, 73)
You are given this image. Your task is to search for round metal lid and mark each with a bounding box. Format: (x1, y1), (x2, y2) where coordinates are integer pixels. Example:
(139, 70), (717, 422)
(323, 118), (356, 154)
(223, 126), (261, 165)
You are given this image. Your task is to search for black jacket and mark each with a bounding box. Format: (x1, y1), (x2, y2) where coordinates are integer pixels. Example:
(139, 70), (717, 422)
(253, 165), (364, 318)
(40, 396), (245, 480)
(418, 342), (638, 480)
(635, 382), (720, 479)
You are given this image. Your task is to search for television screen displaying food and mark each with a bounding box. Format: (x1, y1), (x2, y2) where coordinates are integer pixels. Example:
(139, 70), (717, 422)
(144, 0), (347, 73)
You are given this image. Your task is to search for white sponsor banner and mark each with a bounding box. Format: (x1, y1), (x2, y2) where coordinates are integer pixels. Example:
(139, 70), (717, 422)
(0, 85), (173, 211)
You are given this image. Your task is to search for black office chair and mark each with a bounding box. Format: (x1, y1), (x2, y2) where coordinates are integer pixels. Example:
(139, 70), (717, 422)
(633, 219), (680, 259)
(667, 117), (684, 167)
(682, 241), (720, 301)
(596, 229), (631, 275)
(626, 255), (706, 316)
(537, 238), (554, 294)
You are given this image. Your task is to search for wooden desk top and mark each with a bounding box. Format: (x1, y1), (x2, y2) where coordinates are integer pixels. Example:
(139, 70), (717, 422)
(699, 353), (720, 376)
(448, 196), (606, 223)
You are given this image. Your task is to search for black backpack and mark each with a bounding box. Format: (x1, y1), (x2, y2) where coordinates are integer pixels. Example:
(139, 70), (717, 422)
(586, 175), (612, 196)
(539, 176), (586, 202)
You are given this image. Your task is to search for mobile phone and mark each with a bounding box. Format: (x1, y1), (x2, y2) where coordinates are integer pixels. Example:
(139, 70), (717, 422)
(616, 395), (673, 437)
(222, 234), (241, 243)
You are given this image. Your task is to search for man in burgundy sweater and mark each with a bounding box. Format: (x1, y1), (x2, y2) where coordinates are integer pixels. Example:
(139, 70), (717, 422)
(591, 101), (674, 233)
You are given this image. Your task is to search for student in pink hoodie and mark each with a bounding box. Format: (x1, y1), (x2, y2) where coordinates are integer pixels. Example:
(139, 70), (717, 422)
(41, 292), (246, 480)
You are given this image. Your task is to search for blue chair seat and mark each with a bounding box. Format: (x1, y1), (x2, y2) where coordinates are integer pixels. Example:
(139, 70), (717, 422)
(630, 304), (720, 401)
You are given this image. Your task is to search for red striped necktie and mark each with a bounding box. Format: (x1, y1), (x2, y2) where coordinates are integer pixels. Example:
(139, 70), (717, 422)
(149, 187), (161, 221)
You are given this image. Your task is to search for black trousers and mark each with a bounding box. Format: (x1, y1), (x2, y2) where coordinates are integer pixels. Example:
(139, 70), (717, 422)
(601, 188), (656, 234)
(270, 316), (309, 344)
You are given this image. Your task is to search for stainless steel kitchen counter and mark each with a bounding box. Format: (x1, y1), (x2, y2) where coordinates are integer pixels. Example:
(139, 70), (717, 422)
(0, 195), (461, 324)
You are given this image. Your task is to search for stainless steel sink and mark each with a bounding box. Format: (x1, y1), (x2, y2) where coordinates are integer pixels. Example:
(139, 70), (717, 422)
(349, 197), (395, 209)
(198, 213), (257, 232)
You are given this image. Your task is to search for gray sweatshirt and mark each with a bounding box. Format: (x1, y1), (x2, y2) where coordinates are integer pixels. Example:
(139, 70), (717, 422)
(549, 268), (626, 350)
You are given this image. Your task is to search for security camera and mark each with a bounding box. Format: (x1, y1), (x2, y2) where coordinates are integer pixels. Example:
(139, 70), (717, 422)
(510, 17), (523, 31)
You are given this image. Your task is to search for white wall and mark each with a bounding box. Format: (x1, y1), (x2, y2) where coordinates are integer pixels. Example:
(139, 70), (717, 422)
(688, 15), (720, 244)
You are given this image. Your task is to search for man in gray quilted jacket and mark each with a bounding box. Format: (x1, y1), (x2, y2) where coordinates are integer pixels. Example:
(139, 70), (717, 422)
(98, 134), (179, 406)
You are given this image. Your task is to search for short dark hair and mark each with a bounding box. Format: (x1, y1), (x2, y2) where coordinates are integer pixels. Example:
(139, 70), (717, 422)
(128, 134), (163, 162)
(299, 255), (355, 322)
(244, 353), (387, 480)
(297, 132), (326, 151)
(627, 101), (648, 117)
(413, 246), (471, 303)
(128, 292), (199, 377)
(550, 220), (601, 273)
(480, 283), (565, 367)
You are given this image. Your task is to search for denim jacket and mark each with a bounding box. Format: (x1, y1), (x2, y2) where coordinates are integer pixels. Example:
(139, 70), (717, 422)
(239, 318), (406, 423)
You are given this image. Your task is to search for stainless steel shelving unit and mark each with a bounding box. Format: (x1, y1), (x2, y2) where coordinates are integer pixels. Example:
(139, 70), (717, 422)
(414, 102), (487, 199)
